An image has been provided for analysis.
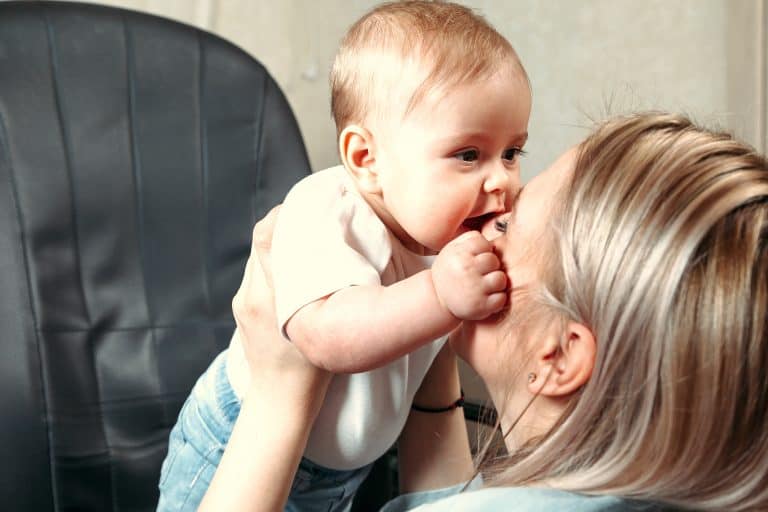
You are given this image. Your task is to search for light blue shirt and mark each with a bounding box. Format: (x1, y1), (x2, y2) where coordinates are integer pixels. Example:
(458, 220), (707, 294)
(380, 482), (665, 511)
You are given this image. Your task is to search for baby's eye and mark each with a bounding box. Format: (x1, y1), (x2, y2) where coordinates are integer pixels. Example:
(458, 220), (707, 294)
(493, 217), (509, 233)
(502, 147), (526, 162)
(454, 149), (479, 162)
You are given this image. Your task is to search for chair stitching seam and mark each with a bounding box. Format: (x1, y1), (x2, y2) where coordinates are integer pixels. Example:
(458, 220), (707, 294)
(37, 319), (235, 334)
(251, 69), (268, 224)
(46, 12), (115, 510)
(0, 106), (60, 511)
(122, 13), (169, 431)
(197, 32), (213, 320)
(44, 9), (91, 327)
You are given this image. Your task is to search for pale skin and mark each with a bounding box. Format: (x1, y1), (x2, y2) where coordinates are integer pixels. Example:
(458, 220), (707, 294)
(286, 73), (531, 373)
(201, 149), (598, 510)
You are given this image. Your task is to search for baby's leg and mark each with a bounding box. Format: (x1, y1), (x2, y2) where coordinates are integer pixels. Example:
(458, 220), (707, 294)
(286, 457), (373, 512)
(157, 351), (240, 511)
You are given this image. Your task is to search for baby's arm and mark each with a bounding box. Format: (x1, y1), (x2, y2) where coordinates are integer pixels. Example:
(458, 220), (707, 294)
(287, 231), (507, 373)
(287, 269), (457, 373)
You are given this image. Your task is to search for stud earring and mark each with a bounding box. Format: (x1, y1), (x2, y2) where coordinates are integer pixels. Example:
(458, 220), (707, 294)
(527, 372), (537, 383)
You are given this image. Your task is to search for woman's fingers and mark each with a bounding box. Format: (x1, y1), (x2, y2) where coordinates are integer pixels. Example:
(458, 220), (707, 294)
(251, 205), (280, 290)
(234, 205), (281, 321)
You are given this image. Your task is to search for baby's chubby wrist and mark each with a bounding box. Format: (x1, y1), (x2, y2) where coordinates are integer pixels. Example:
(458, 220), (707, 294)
(426, 268), (461, 324)
(430, 255), (487, 321)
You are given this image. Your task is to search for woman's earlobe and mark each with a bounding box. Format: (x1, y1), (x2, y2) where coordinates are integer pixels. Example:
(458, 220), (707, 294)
(339, 125), (380, 194)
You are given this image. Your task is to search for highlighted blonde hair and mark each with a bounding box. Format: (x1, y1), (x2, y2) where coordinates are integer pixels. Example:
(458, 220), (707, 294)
(330, 0), (527, 135)
(488, 113), (768, 511)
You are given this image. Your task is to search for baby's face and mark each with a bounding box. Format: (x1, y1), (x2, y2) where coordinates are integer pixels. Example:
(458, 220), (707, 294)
(373, 73), (531, 252)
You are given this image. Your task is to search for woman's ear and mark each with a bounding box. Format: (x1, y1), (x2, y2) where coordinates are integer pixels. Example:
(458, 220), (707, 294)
(529, 321), (596, 397)
(338, 125), (380, 194)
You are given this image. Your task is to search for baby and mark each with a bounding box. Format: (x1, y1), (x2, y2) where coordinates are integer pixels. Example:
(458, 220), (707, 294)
(157, 2), (531, 511)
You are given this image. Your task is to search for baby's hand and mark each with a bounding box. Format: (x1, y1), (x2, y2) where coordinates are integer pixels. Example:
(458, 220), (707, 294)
(431, 231), (508, 320)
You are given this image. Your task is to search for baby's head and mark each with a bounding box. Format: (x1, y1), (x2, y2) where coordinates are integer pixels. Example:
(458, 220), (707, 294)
(332, 1), (531, 253)
(331, 0), (528, 135)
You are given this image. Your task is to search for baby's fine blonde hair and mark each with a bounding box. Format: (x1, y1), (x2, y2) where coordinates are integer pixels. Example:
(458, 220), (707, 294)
(330, 0), (527, 136)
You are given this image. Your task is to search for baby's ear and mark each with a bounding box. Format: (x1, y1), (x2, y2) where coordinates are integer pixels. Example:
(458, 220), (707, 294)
(339, 125), (380, 194)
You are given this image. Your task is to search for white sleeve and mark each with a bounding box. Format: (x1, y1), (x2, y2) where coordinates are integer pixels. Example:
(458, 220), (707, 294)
(270, 168), (392, 338)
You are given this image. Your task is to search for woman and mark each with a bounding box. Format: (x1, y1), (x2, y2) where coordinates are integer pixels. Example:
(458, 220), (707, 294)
(200, 112), (768, 511)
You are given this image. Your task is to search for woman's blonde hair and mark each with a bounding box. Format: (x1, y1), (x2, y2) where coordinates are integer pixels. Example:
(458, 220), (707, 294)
(330, 0), (527, 136)
(487, 112), (768, 511)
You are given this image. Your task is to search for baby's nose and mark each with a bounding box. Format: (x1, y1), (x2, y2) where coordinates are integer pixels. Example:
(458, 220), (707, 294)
(485, 167), (509, 193)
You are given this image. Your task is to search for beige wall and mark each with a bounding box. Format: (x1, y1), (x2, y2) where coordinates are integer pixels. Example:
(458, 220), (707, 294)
(91, 0), (766, 182)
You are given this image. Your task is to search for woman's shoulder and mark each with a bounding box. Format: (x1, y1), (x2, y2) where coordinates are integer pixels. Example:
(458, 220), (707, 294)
(381, 485), (674, 512)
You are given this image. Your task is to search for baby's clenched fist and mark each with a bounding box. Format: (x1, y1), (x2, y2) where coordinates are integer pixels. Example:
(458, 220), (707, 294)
(431, 231), (509, 320)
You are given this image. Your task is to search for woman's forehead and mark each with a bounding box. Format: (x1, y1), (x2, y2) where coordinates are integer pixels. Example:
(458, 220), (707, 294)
(519, 150), (575, 217)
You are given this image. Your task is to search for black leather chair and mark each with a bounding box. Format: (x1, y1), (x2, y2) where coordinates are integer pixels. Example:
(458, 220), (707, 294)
(0, 2), (310, 510)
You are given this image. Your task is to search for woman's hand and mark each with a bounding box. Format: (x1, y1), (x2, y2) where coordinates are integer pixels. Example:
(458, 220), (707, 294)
(232, 206), (330, 396)
(200, 207), (331, 512)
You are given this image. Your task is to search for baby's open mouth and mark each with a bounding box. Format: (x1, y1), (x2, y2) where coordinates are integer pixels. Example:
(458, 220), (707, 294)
(462, 212), (497, 231)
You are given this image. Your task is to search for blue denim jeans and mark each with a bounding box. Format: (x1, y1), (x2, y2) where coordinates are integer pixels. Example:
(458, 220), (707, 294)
(157, 351), (372, 512)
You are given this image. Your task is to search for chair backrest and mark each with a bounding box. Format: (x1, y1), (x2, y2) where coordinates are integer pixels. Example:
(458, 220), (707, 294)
(0, 2), (311, 510)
